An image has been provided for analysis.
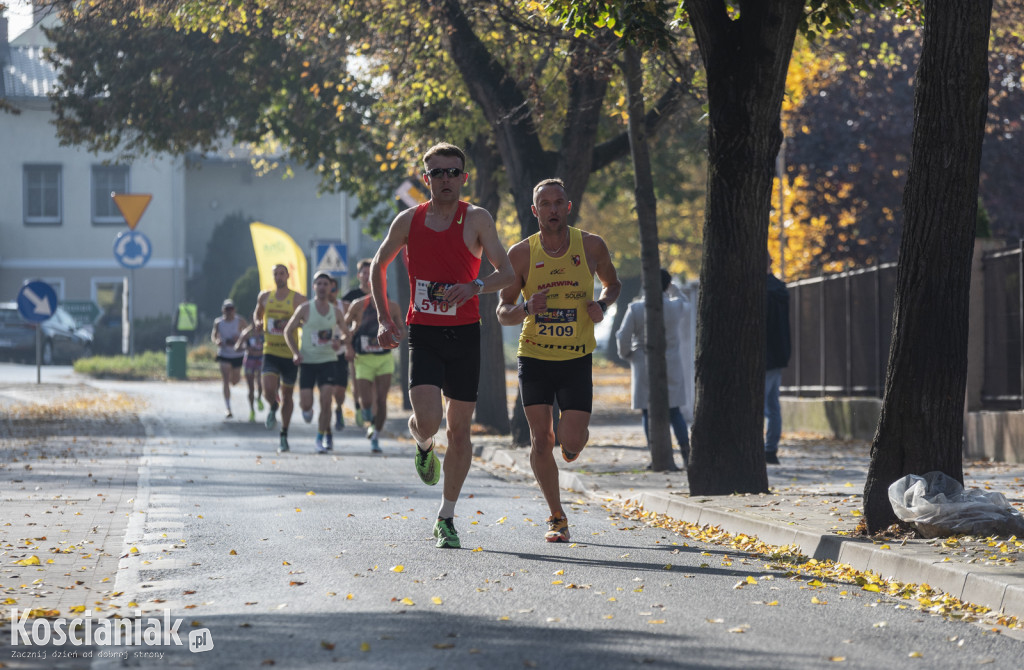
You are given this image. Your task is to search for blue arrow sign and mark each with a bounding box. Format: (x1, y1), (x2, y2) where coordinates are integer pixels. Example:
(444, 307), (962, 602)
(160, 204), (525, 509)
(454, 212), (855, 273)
(114, 230), (152, 269)
(17, 280), (57, 323)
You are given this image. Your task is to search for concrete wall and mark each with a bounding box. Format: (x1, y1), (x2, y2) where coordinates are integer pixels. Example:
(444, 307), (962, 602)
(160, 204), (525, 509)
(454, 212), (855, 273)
(781, 398), (1024, 463)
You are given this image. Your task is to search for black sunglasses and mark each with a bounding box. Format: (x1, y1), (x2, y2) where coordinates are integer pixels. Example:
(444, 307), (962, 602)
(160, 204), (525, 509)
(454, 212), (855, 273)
(425, 167), (464, 179)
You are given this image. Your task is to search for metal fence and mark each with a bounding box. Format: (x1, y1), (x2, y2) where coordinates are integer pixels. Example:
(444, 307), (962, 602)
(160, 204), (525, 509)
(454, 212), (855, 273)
(781, 242), (1024, 408)
(781, 263), (897, 397)
(981, 242), (1023, 409)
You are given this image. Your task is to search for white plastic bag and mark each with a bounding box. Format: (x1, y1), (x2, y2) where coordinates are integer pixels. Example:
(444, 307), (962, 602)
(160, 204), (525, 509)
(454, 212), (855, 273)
(887, 471), (1024, 539)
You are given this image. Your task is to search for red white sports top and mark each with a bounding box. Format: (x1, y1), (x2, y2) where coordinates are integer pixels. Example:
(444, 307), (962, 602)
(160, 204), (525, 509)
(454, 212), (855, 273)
(405, 200), (482, 326)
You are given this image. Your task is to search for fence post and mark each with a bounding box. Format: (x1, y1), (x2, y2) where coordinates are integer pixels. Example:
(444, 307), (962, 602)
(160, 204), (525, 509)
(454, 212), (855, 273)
(845, 272), (852, 395)
(874, 266), (882, 399)
(820, 273), (826, 397)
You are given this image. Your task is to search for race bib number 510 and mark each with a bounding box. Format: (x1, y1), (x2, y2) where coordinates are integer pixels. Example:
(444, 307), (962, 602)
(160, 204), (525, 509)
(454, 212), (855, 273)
(414, 279), (457, 317)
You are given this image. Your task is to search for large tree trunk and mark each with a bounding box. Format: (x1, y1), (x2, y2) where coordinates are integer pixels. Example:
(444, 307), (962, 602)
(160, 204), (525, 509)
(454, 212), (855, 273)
(864, 0), (993, 533)
(686, 0), (803, 495)
(624, 44), (674, 472)
(467, 137), (511, 434)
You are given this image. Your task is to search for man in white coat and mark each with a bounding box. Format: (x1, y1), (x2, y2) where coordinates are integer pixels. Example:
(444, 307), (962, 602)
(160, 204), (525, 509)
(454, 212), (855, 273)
(616, 269), (691, 469)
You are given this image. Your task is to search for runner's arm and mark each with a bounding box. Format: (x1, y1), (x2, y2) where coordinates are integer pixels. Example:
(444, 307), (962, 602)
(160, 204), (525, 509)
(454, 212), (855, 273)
(283, 304), (308, 363)
(496, 242), (530, 326)
(370, 211), (412, 348)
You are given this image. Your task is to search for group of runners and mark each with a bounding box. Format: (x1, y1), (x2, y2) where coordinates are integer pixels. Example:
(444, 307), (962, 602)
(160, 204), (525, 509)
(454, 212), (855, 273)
(210, 258), (396, 454)
(213, 140), (621, 546)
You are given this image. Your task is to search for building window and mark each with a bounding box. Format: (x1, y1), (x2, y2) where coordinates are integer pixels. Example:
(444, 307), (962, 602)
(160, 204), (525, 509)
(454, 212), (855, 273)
(92, 165), (130, 225)
(23, 164), (62, 225)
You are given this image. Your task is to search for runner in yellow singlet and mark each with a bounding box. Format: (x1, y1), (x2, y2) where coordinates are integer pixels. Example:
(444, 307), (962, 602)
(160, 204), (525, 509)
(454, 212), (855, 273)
(253, 264), (307, 453)
(497, 178), (620, 543)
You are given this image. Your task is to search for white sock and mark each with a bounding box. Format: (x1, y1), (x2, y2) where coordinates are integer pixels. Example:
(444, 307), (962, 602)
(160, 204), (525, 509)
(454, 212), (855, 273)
(438, 497), (456, 519)
(417, 436), (434, 452)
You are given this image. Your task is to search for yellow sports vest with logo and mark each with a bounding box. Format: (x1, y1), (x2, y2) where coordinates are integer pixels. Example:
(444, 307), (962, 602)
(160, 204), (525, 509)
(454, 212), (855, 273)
(517, 227), (595, 361)
(263, 290), (297, 358)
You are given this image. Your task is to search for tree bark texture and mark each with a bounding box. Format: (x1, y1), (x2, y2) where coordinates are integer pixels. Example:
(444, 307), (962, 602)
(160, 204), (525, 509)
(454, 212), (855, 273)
(863, 0), (993, 533)
(685, 0), (803, 495)
(623, 45), (674, 471)
(467, 138), (512, 434)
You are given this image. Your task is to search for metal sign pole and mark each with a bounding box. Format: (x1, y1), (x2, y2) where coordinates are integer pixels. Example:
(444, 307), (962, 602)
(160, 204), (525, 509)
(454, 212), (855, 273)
(130, 268), (136, 358)
(35, 325), (41, 384)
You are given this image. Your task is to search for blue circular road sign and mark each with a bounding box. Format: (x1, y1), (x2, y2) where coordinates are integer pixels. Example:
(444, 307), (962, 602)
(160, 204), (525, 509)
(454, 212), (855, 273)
(16, 280), (58, 323)
(114, 230), (152, 269)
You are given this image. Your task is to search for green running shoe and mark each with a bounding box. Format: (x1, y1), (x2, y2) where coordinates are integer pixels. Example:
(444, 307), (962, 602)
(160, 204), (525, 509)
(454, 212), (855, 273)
(433, 517), (460, 548)
(414, 443), (440, 486)
(265, 409), (277, 429)
(278, 432), (290, 453)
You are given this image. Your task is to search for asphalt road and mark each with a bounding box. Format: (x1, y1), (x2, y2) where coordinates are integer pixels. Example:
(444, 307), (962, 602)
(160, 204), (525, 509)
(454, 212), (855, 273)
(2, 364), (1023, 669)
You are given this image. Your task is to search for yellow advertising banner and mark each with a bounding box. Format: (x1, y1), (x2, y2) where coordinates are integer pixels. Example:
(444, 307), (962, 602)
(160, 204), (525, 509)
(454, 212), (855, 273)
(249, 222), (307, 294)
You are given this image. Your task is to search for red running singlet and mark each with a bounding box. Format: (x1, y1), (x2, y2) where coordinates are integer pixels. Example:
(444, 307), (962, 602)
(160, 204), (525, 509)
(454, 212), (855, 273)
(405, 200), (482, 327)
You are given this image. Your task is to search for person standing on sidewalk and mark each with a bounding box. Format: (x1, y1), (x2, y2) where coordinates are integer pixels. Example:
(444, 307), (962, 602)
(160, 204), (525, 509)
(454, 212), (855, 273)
(253, 264), (307, 453)
(370, 141), (513, 549)
(285, 271), (354, 454)
(497, 178), (621, 543)
(346, 292), (405, 453)
(212, 299), (247, 419)
(234, 323), (265, 422)
(765, 256), (791, 464)
(615, 268), (691, 469)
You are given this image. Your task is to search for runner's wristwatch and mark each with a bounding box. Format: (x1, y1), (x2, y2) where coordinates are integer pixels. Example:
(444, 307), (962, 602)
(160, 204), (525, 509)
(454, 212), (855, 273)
(472, 278), (485, 293)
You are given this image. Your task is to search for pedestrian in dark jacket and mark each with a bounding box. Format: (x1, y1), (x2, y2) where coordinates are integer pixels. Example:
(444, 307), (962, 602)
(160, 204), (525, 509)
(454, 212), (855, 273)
(765, 257), (791, 464)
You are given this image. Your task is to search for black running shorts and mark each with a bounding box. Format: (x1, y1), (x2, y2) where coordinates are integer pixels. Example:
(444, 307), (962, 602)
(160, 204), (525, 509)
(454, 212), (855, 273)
(300, 360), (339, 390)
(408, 323), (480, 403)
(261, 353), (298, 387)
(518, 354), (593, 413)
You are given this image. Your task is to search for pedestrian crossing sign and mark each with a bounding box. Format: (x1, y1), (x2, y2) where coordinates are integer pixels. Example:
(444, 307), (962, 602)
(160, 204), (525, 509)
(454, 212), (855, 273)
(314, 242), (348, 277)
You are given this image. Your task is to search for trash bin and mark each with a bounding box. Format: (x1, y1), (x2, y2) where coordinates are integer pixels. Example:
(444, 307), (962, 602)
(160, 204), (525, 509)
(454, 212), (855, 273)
(165, 336), (188, 380)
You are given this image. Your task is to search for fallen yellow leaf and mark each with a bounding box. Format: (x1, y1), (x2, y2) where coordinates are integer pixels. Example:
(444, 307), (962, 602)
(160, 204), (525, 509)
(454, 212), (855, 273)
(432, 596), (443, 605)
(360, 642), (370, 652)
(400, 597), (414, 606)
(14, 556), (40, 566)
(229, 549), (238, 555)
(391, 565), (404, 573)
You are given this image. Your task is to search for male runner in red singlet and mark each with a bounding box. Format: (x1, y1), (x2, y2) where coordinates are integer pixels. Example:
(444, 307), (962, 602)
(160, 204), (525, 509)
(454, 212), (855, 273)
(370, 142), (513, 548)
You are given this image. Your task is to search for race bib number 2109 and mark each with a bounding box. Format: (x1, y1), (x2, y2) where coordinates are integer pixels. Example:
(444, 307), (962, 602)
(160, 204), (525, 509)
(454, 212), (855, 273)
(413, 279), (457, 317)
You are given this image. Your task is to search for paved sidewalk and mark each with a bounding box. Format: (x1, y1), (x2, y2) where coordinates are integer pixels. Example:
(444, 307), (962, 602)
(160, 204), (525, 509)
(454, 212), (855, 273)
(473, 425), (1024, 624)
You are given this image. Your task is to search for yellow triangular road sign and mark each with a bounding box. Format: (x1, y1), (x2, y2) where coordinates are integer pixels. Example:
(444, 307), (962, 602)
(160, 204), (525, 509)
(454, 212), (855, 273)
(112, 193), (153, 230)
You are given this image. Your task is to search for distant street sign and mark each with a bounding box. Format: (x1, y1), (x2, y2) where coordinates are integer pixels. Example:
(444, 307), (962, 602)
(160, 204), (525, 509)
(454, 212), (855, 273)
(114, 230), (152, 269)
(16, 280), (57, 323)
(112, 193), (152, 230)
(314, 241), (348, 277)
(62, 299), (102, 326)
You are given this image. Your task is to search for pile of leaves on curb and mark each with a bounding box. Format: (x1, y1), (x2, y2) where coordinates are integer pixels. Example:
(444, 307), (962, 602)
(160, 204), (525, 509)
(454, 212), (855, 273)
(618, 501), (1023, 633)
